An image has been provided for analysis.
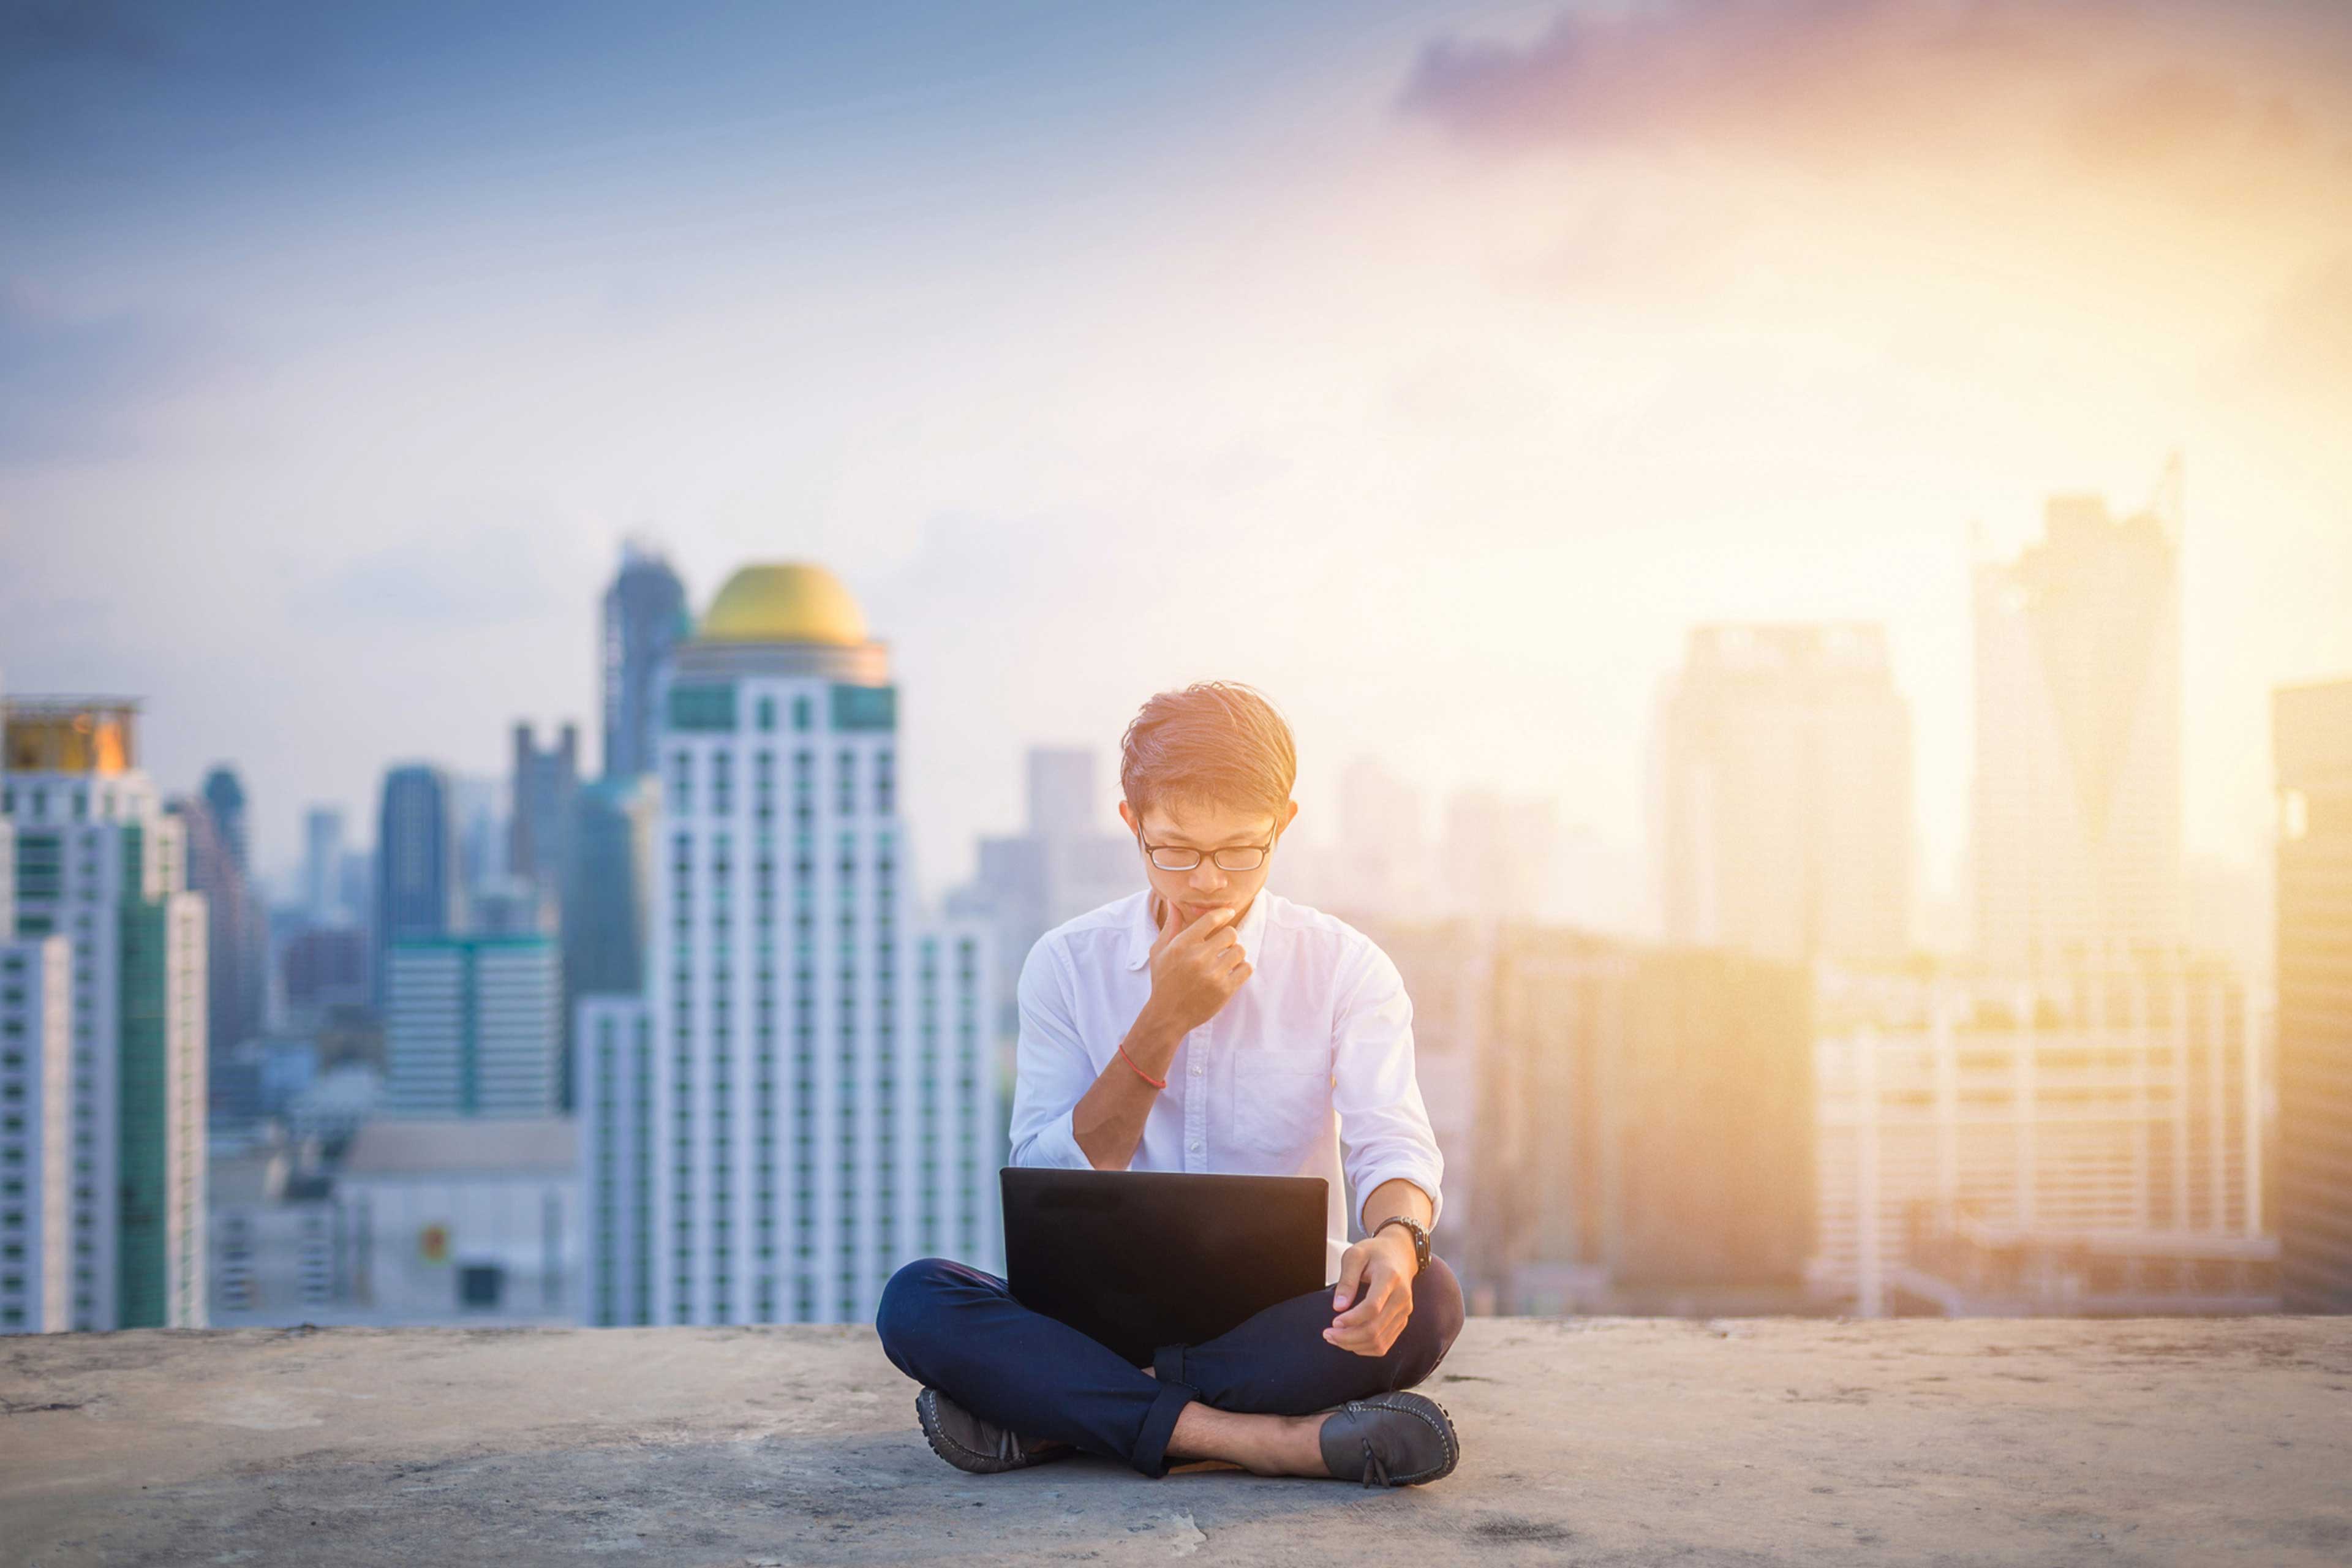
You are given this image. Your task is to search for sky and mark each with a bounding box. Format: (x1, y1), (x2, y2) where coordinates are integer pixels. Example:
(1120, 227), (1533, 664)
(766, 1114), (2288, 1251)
(3, 0), (2348, 911)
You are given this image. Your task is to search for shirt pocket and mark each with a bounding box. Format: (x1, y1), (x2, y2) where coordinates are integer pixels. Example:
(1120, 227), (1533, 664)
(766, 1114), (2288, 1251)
(1230, 1046), (1333, 1154)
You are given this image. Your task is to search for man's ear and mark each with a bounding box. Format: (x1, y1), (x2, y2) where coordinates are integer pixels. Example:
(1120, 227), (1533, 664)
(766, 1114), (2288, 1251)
(1117, 799), (1138, 834)
(1280, 799), (1300, 834)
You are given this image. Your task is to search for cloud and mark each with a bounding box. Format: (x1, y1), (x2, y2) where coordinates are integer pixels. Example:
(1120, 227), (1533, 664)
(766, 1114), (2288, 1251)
(0, 284), (224, 462)
(1398, 0), (2352, 189)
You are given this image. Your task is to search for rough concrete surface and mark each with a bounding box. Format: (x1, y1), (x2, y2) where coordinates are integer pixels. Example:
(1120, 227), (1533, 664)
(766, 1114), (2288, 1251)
(2, 1316), (2347, 1567)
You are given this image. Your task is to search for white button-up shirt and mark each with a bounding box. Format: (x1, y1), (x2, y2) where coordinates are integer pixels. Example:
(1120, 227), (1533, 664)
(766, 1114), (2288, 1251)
(1007, 889), (1445, 1279)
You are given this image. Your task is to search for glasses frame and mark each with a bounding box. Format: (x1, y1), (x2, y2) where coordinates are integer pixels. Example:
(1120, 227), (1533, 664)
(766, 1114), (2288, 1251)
(1137, 833), (1276, 873)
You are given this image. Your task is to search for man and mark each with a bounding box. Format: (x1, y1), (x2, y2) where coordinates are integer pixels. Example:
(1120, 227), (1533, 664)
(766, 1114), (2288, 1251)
(878, 682), (1463, 1485)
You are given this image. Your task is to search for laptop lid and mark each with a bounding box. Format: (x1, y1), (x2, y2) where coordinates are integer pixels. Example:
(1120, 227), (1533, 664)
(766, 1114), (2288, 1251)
(1001, 1167), (1328, 1368)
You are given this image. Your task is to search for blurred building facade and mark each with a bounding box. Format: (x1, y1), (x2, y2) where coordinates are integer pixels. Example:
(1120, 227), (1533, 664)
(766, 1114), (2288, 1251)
(168, 790), (266, 1106)
(2, 695), (208, 1330)
(0, 895), (74, 1332)
(1365, 921), (1815, 1316)
(1811, 959), (2260, 1316)
(580, 562), (998, 1328)
(376, 764), (458, 994)
(2275, 677), (2352, 1312)
(384, 935), (560, 1119)
(1656, 623), (1912, 965)
(208, 1119), (578, 1327)
(949, 747), (1135, 1039)
(601, 542), (690, 782)
(1972, 486), (2184, 971)
(302, 805), (347, 926)
(510, 720), (579, 901)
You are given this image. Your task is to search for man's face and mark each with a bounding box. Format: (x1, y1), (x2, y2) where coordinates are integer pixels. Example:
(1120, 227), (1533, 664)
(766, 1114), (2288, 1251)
(1117, 794), (1298, 929)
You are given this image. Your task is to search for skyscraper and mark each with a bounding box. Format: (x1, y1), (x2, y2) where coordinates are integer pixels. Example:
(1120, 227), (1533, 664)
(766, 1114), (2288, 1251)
(1972, 481), (2184, 971)
(170, 793), (265, 1072)
(562, 774), (655, 1110)
(1656, 624), (1913, 965)
(1, 802), (77, 1334)
(200, 766), (249, 873)
(510, 721), (579, 897)
(2275, 677), (2352, 1312)
(601, 543), (689, 782)
(303, 807), (346, 925)
(2, 696), (208, 1330)
(377, 764), (458, 996)
(385, 935), (561, 1118)
(580, 561), (997, 1327)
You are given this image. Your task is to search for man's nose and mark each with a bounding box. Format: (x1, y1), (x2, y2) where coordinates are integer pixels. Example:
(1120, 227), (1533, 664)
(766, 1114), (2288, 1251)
(1188, 862), (1228, 892)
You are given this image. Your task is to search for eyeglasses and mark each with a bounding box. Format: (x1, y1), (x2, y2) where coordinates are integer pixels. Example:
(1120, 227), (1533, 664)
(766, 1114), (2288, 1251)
(1139, 836), (1274, 872)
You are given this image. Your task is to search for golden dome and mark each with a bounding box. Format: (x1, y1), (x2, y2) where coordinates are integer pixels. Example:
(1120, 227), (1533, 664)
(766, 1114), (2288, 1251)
(698, 562), (869, 646)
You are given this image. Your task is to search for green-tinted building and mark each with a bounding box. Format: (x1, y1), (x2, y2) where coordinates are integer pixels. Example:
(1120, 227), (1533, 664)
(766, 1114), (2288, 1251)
(2, 696), (208, 1331)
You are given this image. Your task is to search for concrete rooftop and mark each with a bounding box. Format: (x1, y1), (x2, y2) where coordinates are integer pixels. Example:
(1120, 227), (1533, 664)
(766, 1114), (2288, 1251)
(3, 1317), (2348, 1567)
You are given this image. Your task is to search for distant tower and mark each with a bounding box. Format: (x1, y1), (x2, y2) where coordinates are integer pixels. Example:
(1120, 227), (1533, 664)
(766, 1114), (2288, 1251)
(1972, 484), (2184, 971)
(170, 793), (266, 1062)
(377, 765), (458, 997)
(303, 807), (346, 925)
(579, 561), (997, 1327)
(510, 722), (580, 895)
(562, 772), (655, 1111)
(601, 543), (689, 782)
(1656, 624), (1913, 964)
(201, 766), (249, 872)
(2275, 677), (2352, 1311)
(1, 696), (208, 1330)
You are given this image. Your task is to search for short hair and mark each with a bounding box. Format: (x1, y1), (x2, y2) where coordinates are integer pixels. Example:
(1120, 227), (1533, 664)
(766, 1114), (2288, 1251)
(1119, 682), (1297, 823)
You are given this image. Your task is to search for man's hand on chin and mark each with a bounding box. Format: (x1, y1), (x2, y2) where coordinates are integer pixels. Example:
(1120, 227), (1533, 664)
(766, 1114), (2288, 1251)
(1322, 1228), (1420, 1357)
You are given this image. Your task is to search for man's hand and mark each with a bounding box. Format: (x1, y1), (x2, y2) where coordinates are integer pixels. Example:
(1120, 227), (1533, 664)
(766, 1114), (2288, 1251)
(1135, 901), (1251, 1046)
(1323, 1227), (1419, 1357)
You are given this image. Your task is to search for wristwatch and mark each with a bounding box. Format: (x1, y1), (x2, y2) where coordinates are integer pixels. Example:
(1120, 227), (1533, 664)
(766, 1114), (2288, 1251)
(1373, 1215), (1430, 1274)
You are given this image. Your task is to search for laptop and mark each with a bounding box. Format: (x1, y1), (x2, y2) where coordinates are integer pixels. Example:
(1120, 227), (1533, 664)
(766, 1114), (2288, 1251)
(1001, 1167), (1329, 1367)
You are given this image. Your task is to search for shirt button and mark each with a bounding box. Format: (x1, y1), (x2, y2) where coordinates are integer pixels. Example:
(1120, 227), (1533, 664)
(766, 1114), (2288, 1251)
(1189, 1064), (1202, 1077)
(1188, 1140), (1201, 1153)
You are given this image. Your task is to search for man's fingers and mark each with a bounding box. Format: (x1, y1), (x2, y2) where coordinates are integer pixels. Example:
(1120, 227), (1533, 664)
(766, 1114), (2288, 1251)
(1182, 906), (1238, 944)
(1332, 1246), (1370, 1313)
(1150, 897), (1183, 955)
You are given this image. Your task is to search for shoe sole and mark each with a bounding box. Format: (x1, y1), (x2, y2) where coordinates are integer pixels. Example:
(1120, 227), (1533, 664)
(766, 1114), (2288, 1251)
(1355, 1390), (1461, 1487)
(914, 1387), (1030, 1476)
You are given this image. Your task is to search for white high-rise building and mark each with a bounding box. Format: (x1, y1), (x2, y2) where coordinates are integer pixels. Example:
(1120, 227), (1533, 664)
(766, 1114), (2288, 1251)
(1972, 481), (2184, 971)
(385, 935), (560, 1118)
(2, 696), (208, 1330)
(1811, 957), (2258, 1314)
(1656, 624), (1913, 965)
(581, 562), (997, 1327)
(1, 811), (76, 1333)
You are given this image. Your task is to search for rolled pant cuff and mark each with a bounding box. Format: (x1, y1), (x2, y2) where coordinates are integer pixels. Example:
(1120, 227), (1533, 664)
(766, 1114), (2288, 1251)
(1129, 1378), (1198, 1477)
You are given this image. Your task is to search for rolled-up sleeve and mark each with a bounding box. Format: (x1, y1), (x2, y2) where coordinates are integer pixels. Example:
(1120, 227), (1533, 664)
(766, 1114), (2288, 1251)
(1331, 947), (1445, 1233)
(1006, 938), (1095, 1170)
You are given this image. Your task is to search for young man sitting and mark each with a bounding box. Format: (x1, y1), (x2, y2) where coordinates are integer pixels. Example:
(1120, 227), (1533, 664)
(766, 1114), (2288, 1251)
(877, 682), (1463, 1485)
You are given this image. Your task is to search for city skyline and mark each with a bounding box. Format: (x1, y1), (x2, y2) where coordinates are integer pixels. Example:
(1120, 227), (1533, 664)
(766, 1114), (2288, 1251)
(8, 2), (2352, 896)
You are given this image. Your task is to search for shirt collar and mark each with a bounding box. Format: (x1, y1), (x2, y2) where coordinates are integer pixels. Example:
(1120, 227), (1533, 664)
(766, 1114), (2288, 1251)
(1123, 889), (1274, 972)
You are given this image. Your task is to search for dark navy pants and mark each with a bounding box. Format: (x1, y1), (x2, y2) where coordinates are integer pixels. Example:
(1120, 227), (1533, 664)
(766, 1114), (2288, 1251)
(876, 1254), (1464, 1477)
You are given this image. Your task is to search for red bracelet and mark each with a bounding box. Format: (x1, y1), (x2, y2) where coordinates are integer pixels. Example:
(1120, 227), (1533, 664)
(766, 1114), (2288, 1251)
(1117, 1040), (1167, 1090)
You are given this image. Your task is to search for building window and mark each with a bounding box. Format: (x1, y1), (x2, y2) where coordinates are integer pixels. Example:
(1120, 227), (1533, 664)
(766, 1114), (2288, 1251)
(873, 748), (895, 816)
(459, 1264), (506, 1310)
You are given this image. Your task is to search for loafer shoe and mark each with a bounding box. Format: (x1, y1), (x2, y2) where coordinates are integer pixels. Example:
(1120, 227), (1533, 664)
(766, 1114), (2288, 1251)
(1317, 1390), (1460, 1487)
(914, 1387), (1071, 1475)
